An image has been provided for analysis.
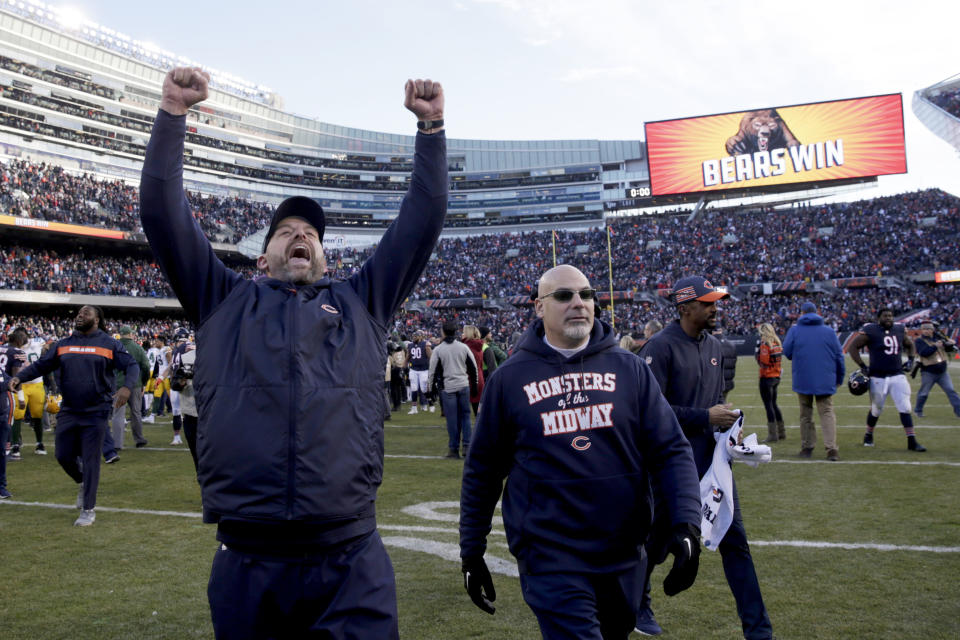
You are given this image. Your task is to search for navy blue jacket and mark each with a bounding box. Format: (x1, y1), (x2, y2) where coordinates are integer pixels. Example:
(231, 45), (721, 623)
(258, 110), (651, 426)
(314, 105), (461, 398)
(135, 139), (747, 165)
(460, 318), (700, 575)
(782, 312), (845, 396)
(15, 330), (138, 414)
(140, 110), (447, 542)
(639, 320), (725, 475)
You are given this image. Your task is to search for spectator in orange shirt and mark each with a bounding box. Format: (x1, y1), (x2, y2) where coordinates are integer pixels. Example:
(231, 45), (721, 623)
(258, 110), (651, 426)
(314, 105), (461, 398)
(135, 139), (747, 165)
(756, 323), (785, 443)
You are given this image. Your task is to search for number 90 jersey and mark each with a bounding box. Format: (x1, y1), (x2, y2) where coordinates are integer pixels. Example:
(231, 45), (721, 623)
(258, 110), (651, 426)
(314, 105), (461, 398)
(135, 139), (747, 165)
(861, 322), (906, 378)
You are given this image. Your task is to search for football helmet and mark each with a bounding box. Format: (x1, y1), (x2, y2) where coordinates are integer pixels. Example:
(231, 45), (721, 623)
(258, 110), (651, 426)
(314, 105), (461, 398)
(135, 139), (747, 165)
(45, 394), (62, 414)
(848, 370), (870, 396)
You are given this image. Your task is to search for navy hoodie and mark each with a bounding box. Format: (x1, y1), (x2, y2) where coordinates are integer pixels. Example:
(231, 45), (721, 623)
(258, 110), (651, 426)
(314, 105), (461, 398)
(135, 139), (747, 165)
(460, 318), (700, 575)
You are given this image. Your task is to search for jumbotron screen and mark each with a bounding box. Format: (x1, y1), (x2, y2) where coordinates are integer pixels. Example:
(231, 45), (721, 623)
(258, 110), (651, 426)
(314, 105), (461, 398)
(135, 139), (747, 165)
(644, 94), (906, 196)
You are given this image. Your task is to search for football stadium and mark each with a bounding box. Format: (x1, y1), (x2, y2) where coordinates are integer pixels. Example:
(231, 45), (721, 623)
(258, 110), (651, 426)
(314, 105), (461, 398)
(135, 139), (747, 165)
(1, 2), (959, 639)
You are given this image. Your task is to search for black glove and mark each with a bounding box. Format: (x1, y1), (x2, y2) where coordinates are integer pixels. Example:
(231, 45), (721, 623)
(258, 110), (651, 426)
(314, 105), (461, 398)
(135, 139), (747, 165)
(860, 366), (870, 377)
(902, 359), (914, 374)
(663, 523), (701, 596)
(462, 556), (496, 614)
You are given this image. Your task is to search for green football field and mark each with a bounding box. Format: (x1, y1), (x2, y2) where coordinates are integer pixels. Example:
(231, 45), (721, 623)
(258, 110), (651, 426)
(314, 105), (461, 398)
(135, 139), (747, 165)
(2, 356), (958, 639)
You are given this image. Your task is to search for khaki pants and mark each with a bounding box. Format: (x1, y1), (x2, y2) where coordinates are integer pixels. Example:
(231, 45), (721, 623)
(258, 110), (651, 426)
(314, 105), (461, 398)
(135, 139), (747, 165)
(797, 393), (837, 451)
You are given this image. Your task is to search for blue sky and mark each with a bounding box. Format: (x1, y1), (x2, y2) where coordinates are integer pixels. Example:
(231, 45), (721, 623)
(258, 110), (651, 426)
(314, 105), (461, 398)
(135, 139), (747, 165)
(56, 0), (960, 196)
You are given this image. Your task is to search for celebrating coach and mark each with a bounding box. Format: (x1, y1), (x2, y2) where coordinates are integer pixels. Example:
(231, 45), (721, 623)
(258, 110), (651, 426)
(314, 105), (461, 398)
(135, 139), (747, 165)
(139, 68), (447, 638)
(459, 265), (701, 639)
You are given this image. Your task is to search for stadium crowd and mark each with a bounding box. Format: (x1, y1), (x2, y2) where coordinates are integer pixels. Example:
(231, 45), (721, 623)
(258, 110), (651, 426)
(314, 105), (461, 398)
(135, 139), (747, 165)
(395, 283), (958, 346)
(5, 277), (956, 353)
(0, 246), (260, 298)
(0, 159), (274, 244)
(0, 312), (193, 344)
(4, 154), (958, 281)
(930, 86), (960, 119)
(3, 155), (959, 339)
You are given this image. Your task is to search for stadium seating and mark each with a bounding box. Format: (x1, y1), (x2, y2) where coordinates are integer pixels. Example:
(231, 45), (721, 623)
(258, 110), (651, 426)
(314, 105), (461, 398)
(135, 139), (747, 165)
(929, 87), (960, 119)
(1, 9), (956, 345)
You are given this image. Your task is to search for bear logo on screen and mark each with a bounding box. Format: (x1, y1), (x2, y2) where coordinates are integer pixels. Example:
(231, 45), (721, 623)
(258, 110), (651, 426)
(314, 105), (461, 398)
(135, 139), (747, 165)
(725, 109), (801, 156)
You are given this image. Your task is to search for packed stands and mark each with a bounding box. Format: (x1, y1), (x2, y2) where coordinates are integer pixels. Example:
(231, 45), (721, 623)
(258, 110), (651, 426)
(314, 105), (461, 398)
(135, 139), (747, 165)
(0, 311), (194, 343)
(3, 148), (958, 335)
(929, 87), (960, 119)
(3, 153), (957, 291)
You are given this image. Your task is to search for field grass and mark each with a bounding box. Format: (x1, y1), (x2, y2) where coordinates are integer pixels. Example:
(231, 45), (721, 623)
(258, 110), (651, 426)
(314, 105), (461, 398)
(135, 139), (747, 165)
(2, 356), (959, 639)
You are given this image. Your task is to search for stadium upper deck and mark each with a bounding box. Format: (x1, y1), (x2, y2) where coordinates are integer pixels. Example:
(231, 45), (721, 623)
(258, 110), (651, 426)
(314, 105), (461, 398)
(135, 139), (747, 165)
(913, 74), (960, 155)
(0, 6), (647, 244)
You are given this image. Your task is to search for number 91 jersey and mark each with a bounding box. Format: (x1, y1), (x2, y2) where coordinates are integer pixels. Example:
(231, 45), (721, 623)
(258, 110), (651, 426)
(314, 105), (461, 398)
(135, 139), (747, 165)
(861, 322), (906, 378)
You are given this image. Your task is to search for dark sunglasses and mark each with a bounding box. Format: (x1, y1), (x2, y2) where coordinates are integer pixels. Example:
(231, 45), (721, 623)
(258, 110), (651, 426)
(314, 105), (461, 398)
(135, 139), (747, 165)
(541, 288), (596, 302)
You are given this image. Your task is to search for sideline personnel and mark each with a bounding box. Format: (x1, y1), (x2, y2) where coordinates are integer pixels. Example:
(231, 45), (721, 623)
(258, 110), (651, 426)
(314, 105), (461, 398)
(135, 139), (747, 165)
(640, 276), (773, 640)
(8, 306), (137, 526)
(913, 322), (960, 418)
(139, 67), (447, 638)
(460, 265), (701, 640)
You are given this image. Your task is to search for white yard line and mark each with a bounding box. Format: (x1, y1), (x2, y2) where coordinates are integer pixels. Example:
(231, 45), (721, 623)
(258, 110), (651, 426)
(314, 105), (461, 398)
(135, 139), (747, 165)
(2, 502), (956, 555)
(772, 459), (960, 467)
(0, 500), (201, 517)
(749, 539), (960, 553)
(385, 424), (443, 429)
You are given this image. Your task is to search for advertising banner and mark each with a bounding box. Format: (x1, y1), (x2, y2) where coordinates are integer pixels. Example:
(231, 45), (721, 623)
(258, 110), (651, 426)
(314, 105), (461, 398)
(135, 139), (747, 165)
(645, 94), (906, 196)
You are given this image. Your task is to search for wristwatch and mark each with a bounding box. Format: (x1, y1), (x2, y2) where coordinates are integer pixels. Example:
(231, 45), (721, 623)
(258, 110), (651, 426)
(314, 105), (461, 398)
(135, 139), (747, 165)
(417, 119), (444, 130)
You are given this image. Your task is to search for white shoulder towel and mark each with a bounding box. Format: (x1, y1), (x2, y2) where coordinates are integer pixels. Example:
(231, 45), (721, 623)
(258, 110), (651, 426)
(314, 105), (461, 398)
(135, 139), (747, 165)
(699, 412), (772, 551)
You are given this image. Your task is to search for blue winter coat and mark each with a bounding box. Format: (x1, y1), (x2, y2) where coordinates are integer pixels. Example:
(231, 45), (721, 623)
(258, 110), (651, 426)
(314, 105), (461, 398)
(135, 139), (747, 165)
(782, 313), (845, 396)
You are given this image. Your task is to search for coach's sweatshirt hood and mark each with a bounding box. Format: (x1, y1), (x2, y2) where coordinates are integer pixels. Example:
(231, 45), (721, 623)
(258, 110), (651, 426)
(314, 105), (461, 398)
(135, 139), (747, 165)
(797, 312), (824, 326)
(515, 316), (617, 362)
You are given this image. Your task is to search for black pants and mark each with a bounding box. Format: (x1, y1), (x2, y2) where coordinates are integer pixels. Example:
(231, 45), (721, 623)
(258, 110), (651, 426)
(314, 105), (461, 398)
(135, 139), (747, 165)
(389, 371), (405, 410)
(759, 377), (783, 423)
(183, 414), (199, 473)
(521, 566), (640, 639)
(208, 530), (398, 639)
(55, 410), (109, 510)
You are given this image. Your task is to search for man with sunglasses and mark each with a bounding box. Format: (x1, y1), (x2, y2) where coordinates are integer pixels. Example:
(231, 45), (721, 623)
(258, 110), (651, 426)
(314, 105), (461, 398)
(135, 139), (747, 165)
(460, 265), (702, 639)
(639, 276), (773, 639)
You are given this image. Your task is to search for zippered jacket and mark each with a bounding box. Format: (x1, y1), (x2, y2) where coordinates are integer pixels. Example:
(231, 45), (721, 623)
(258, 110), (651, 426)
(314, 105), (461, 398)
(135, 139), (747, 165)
(140, 110), (447, 532)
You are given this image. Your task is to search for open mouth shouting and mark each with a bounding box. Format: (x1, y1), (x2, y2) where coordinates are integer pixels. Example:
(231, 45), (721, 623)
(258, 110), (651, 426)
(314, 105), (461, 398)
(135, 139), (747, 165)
(287, 242), (312, 269)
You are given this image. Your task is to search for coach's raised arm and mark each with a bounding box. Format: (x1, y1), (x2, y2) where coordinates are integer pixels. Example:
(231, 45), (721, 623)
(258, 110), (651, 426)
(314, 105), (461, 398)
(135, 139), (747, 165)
(138, 68), (448, 639)
(139, 67), (447, 325)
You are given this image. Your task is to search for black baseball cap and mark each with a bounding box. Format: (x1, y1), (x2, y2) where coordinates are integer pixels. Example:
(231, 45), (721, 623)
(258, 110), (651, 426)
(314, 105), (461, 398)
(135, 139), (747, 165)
(672, 276), (729, 304)
(262, 196), (325, 252)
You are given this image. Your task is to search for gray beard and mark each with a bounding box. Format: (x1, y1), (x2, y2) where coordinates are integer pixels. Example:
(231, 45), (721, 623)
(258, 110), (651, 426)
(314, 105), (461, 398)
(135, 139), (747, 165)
(274, 263), (324, 285)
(563, 324), (591, 342)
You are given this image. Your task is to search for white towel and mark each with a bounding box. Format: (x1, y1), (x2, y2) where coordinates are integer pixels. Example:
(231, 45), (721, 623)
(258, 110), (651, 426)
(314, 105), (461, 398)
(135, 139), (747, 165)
(699, 412), (772, 551)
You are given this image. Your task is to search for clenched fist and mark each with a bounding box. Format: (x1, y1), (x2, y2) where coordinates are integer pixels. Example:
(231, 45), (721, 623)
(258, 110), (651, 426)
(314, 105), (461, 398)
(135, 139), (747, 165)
(404, 79), (444, 124)
(160, 67), (210, 116)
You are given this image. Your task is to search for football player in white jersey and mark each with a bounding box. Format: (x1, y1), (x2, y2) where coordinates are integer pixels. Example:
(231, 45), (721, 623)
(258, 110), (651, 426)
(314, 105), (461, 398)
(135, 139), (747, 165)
(143, 340), (163, 423)
(13, 334), (48, 455)
(167, 329), (190, 445)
